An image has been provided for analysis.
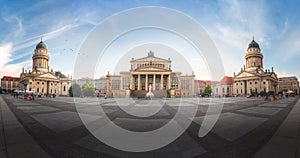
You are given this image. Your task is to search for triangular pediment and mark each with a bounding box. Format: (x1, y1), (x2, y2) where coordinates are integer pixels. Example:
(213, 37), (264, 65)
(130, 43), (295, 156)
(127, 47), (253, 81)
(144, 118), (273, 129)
(132, 56), (170, 63)
(235, 71), (257, 78)
(135, 67), (169, 72)
(38, 73), (58, 79)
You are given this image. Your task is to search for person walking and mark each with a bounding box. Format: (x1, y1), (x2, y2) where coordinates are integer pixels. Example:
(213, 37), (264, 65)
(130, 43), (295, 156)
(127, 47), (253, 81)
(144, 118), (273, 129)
(31, 93), (34, 101)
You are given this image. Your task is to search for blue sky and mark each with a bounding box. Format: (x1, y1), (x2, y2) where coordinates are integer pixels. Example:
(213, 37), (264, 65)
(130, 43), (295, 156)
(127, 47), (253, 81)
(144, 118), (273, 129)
(0, 0), (299, 80)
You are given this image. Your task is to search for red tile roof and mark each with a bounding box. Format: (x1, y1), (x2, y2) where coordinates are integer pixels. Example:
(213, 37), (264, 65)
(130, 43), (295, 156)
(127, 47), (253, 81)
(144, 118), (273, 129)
(1, 76), (20, 80)
(220, 76), (233, 85)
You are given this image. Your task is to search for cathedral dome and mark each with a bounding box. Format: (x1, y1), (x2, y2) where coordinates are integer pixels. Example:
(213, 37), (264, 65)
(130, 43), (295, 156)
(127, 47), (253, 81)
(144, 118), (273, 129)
(36, 40), (47, 49)
(248, 38), (260, 49)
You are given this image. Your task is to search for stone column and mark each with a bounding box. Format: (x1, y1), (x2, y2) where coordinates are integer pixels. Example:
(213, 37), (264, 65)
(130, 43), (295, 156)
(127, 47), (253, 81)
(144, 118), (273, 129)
(130, 75), (134, 90)
(153, 74), (156, 91)
(167, 75), (171, 89)
(160, 75), (163, 90)
(146, 74), (148, 91)
(120, 76), (123, 90)
(138, 74), (141, 90)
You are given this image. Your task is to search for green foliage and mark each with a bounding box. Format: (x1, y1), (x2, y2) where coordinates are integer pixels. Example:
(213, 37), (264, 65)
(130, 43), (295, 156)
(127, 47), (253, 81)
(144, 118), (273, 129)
(69, 84), (82, 97)
(82, 83), (95, 97)
(260, 91), (267, 96)
(250, 90), (259, 96)
(268, 91), (275, 95)
(204, 85), (212, 96)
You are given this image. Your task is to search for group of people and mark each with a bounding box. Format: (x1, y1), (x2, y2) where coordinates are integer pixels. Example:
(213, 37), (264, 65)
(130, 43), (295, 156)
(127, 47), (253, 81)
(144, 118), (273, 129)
(13, 92), (57, 100)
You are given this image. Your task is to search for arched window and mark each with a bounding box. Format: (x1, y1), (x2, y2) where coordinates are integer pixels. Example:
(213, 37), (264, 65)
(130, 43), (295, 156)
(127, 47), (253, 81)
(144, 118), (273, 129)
(63, 86), (66, 92)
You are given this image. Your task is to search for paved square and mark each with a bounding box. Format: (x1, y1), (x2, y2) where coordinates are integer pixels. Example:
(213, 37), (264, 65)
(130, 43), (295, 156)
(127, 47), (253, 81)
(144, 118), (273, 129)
(113, 118), (170, 131)
(31, 111), (101, 132)
(12, 101), (40, 106)
(17, 106), (60, 113)
(259, 103), (289, 108)
(238, 107), (282, 116)
(193, 113), (268, 141)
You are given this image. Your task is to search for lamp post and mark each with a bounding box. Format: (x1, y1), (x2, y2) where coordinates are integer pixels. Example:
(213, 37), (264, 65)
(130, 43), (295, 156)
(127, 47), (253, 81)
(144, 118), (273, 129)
(22, 79), (28, 99)
(271, 81), (278, 94)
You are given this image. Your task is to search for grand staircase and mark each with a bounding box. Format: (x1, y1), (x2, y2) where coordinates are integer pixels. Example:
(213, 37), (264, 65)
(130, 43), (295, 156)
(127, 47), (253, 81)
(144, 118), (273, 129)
(130, 90), (147, 98)
(153, 90), (168, 98)
(130, 90), (168, 98)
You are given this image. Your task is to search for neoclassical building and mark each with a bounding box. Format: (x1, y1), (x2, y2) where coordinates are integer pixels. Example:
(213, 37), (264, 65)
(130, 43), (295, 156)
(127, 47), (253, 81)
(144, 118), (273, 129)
(19, 39), (71, 96)
(278, 76), (299, 95)
(233, 37), (278, 96)
(212, 76), (234, 97)
(106, 51), (195, 98)
(1, 76), (20, 92)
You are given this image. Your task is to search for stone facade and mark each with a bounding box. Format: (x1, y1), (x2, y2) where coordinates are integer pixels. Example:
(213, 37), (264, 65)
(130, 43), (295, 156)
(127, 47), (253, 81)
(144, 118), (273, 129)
(1, 76), (20, 92)
(212, 76), (234, 97)
(233, 37), (278, 96)
(106, 51), (195, 98)
(194, 80), (212, 96)
(278, 76), (299, 95)
(19, 39), (71, 96)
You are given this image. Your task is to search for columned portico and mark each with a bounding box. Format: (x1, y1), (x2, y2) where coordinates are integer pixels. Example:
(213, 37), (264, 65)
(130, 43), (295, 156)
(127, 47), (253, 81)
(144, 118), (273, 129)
(160, 75), (163, 90)
(138, 74), (141, 90)
(132, 73), (171, 91)
(153, 74), (156, 90)
(106, 51), (195, 98)
(145, 75), (148, 91)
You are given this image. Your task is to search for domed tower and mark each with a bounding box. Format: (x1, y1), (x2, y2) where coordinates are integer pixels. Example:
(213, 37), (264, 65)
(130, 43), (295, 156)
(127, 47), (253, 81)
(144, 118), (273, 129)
(32, 38), (50, 73)
(245, 36), (263, 72)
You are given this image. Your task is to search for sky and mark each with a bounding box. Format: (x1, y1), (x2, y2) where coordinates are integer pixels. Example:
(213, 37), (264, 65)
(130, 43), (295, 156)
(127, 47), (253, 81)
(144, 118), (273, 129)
(0, 0), (300, 81)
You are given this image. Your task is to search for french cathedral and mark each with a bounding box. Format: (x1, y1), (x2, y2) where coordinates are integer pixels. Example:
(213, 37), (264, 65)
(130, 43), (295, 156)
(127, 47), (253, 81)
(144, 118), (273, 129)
(19, 39), (71, 96)
(233, 37), (278, 96)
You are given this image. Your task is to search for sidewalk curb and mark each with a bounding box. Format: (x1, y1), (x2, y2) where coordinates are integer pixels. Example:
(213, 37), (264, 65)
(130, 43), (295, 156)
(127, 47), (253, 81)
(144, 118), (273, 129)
(0, 95), (51, 158)
(255, 98), (300, 158)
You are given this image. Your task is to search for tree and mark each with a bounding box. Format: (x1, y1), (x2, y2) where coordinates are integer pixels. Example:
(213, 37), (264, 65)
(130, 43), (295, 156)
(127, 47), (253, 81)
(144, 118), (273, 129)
(69, 84), (82, 97)
(268, 91), (275, 96)
(260, 91), (267, 96)
(250, 90), (259, 97)
(204, 85), (212, 96)
(82, 83), (95, 97)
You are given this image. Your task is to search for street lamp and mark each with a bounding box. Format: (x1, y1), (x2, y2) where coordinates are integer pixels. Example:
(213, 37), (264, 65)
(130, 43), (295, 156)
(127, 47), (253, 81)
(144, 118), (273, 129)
(271, 81), (278, 94)
(22, 79), (28, 99)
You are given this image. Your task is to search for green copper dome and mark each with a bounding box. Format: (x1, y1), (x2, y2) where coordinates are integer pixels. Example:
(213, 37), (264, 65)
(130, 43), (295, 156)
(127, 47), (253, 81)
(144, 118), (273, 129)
(36, 40), (47, 49)
(248, 38), (260, 49)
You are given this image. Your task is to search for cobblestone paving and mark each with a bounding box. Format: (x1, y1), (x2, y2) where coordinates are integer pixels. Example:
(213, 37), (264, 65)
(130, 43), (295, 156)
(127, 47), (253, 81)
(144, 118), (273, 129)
(2, 94), (298, 158)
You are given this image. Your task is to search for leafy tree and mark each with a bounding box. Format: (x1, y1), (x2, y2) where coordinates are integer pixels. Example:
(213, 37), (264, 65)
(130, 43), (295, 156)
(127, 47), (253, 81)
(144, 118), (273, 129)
(250, 90), (259, 97)
(260, 91), (267, 96)
(268, 91), (275, 96)
(204, 85), (212, 96)
(82, 83), (95, 97)
(69, 84), (82, 97)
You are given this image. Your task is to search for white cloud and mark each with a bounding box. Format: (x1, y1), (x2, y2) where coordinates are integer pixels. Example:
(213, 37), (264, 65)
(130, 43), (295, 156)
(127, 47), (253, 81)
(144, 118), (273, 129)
(0, 43), (13, 67)
(0, 43), (31, 78)
(13, 24), (79, 52)
(15, 16), (25, 37)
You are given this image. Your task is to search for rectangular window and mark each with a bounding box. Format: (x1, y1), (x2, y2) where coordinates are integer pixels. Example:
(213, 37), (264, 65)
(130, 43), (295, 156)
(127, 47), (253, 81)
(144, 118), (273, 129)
(155, 77), (160, 83)
(123, 77), (130, 90)
(112, 80), (120, 90)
